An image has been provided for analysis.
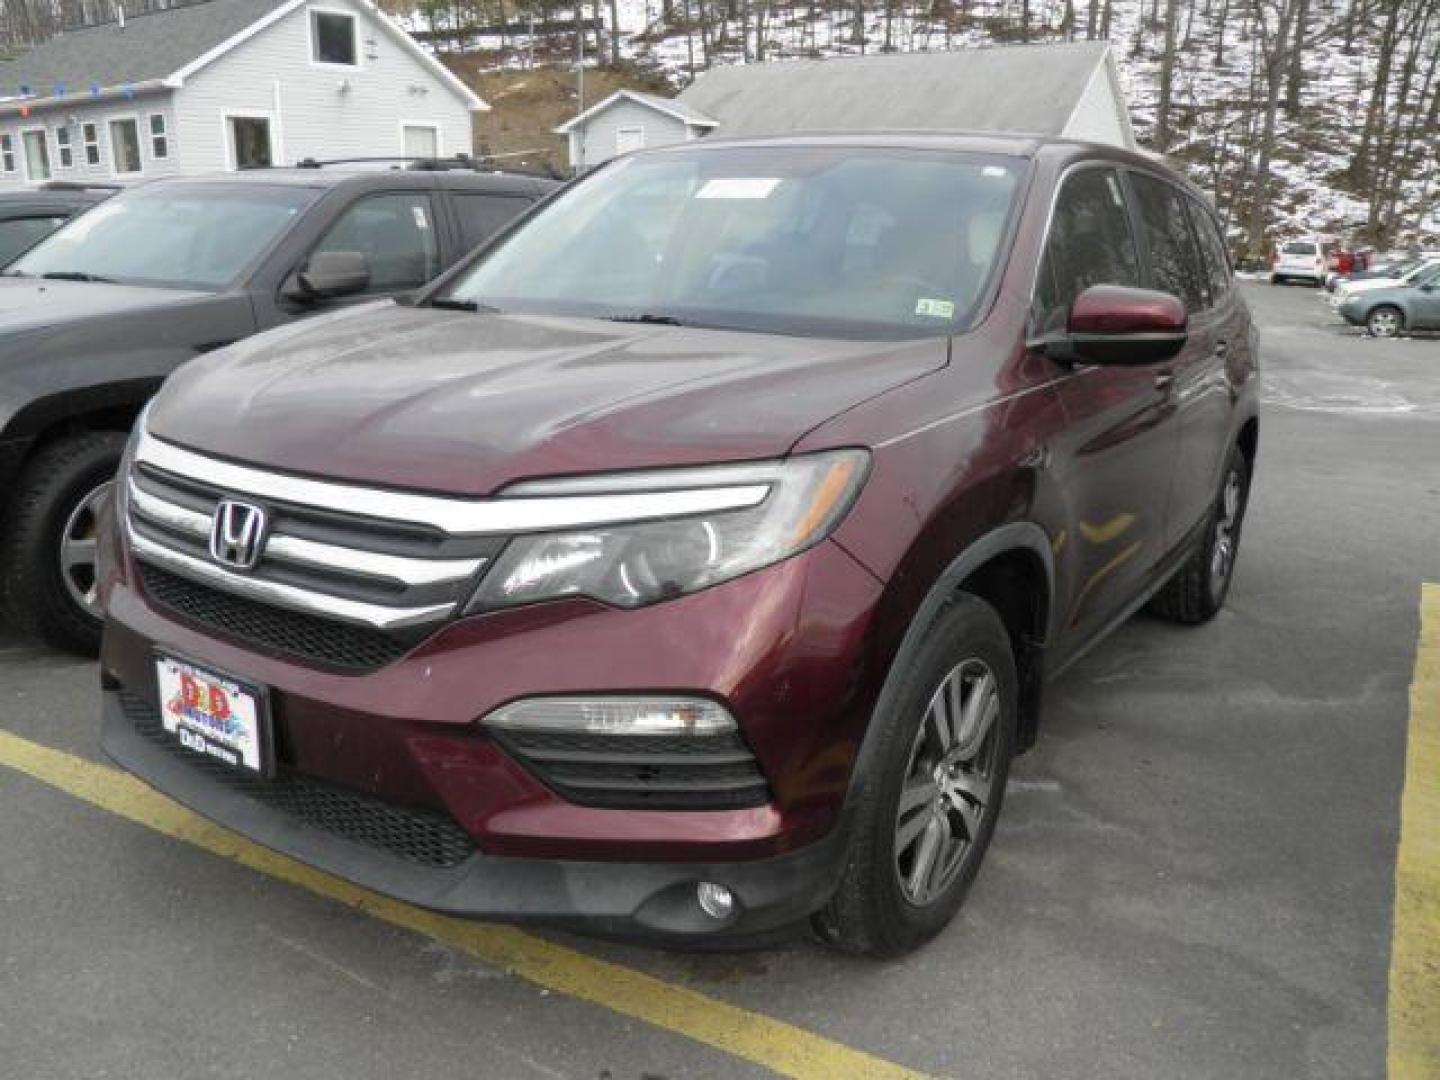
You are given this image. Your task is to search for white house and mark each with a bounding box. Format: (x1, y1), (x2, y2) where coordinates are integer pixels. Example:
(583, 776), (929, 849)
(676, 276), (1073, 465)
(556, 42), (1134, 171)
(0, 0), (486, 189)
(554, 89), (717, 172)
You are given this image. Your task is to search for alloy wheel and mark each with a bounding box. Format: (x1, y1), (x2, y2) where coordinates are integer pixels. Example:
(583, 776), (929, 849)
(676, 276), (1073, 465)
(893, 658), (1001, 907)
(1209, 466), (1243, 597)
(1368, 308), (1401, 338)
(59, 479), (114, 618)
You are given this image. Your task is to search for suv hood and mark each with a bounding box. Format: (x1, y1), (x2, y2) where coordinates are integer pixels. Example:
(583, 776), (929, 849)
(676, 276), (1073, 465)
(150, 303), (946, 496)
(0, 276), (210, 331)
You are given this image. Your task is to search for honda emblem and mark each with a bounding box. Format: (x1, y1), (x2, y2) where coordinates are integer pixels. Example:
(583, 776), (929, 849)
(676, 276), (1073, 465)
(209, 499), (268, 570)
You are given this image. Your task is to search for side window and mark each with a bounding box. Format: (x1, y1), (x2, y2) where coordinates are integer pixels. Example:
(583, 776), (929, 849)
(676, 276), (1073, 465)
(1189, 200), (1232, 303)
(1034, 167), (1141, 332)
(310, 192), (441, 294)
(0, 215), (68, 264)
(453, 193), (533, 252)
(1130, 173), (1208, 312)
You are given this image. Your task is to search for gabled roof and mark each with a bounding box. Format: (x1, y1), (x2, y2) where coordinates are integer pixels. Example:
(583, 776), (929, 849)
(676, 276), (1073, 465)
(676, 42), (1122, 142)
(555, 88), (719, 134)
(0, 0), (291, 92)
(0, 0), (485, 115)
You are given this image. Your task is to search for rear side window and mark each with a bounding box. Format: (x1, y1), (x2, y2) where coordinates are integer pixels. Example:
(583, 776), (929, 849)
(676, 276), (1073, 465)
(311, 192), (440, 293)
(1188, 201), (1232, 303)
(1283, 242), (1317, 255)
(453, 193), (533, 253)
(1130, 173), (1208, 312)
(1033, 167), (1141, 333)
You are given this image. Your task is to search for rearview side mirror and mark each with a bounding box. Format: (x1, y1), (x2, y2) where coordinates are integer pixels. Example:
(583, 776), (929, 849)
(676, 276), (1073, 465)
(284, 250), (371, 302)
(1033, 285), (1189, 366)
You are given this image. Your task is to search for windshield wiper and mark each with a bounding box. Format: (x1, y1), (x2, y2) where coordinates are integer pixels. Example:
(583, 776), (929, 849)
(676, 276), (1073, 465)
(40, 271), (116, 284)
(605, 312), (686, 326)
(428, 297), (499, 313)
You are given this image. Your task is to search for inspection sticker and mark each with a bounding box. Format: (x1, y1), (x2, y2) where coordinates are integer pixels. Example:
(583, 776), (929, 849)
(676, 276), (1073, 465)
(915, 298), (956, 319)
(696, 177), (782, 200)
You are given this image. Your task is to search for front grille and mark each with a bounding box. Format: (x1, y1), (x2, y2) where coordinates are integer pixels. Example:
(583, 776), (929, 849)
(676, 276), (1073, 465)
(119, 692), (476, 869)
(493, 729), (772, 811)
(124, 431), (510, 672)
(139, 564), (411, 672)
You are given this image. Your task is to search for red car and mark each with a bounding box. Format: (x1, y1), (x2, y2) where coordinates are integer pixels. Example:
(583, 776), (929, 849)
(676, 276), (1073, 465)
(99, 135), (1259, 956)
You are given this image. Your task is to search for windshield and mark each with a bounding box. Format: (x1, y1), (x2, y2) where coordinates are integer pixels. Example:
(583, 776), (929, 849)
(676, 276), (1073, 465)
(435, 146), (1023, 338)
(7, 182), (319, 290)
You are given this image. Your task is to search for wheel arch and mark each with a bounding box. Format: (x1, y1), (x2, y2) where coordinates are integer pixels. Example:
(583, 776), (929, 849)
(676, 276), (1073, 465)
(0, 379), (158, 495)
(842, 523), (1055, 820)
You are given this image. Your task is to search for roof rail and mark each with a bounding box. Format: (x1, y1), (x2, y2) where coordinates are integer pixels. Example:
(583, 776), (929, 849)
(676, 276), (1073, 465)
(293, 154), (483, 172)
(39, 180), (123, 192)
(293, 152), (556, 175)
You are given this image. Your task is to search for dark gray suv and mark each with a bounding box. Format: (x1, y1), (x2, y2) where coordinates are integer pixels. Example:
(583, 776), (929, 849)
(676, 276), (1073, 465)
(0, 163), (555, 653)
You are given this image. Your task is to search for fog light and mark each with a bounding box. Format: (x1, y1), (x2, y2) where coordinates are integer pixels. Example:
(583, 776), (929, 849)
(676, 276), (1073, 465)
(481, 696), (736, 736)
(696, 882), (735, 921)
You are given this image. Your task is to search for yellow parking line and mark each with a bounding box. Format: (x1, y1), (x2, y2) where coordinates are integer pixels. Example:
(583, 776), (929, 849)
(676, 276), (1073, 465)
(1390, 583), (1440, 1077)
(0, 729), (931, 1080)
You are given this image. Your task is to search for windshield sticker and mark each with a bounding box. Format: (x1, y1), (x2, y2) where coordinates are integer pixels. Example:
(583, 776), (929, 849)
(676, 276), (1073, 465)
(413, 206), (430, 230)
(915, 298), (956, 319)
(696, 177), (782, 200)
(983, 165), (1010, 179)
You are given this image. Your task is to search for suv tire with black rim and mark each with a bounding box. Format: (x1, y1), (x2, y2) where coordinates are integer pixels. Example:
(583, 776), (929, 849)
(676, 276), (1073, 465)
(0, 431), (127, 655)
(1148, 444), (1251, 625)
(815, 592), (1017, 957)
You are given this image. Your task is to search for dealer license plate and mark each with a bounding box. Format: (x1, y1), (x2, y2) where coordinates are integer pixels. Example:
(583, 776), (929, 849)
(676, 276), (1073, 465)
(155, 656), (270, 776)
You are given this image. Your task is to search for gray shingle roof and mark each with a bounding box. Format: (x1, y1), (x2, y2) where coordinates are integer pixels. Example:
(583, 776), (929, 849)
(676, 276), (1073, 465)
(622, 90), (718, 127)
(675, 42), (1113, 138)
(0, 0), (290, 94)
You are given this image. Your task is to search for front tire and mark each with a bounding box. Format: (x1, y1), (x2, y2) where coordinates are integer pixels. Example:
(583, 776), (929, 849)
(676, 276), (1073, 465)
(814, 593), (1017, 957)
(1367, 305), (1403, 338)
(1149, 445), (1251, 625)
(0, 432), (127, 655)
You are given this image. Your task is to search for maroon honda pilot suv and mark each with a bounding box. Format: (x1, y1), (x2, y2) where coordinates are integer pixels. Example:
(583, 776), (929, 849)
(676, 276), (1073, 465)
(98, 134), (1258, 956)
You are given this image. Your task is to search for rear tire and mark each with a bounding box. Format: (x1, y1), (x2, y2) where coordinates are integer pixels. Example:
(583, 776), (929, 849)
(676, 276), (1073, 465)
(1148, 445), (1251, 625)
(0, 432), (127, 655)
(814, 593), (1017, 957)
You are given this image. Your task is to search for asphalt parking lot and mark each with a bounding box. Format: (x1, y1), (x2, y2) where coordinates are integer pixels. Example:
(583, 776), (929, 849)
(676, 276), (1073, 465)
(2, 282), (1437, 1080)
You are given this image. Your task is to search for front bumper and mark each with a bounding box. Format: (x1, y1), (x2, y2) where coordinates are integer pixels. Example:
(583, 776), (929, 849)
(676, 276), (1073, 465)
(102, 689), (849, 937)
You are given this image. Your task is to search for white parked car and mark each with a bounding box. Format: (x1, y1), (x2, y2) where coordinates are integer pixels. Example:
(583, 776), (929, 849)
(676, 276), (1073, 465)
(1332, 258), (1440, 306)
(1271, 238), (1328, 285)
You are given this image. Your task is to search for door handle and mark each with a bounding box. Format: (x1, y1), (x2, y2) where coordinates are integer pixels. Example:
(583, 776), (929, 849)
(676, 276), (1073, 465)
(1213, 340), (1230, 359)
(1154, 370), (1175, 391)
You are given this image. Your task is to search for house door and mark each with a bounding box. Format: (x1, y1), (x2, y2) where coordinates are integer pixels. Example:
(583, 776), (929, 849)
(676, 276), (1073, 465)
(402, 124), (439, 160)
(228, 116), (273, 170)
(22, 130), (51, 182)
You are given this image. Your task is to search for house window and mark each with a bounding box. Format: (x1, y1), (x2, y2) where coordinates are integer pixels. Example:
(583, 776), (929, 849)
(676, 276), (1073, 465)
(56, 125), (73, 168)
(150, 114), (168, 159)
(83, 123), (100, 166)
(109, 118), (142, 175)
(1, 134), (15, 173)
(227, 116), (273, 170)
(312, 10), (358, 66)
(401, 124), (439, 159)
(615, 127), (646, 155)
(23, 129), (52, 182)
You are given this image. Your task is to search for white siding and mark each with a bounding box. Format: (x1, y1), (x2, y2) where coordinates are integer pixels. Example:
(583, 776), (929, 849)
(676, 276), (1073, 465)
(176, 0), (474, 171)
(0, 93), (182, 190)
(572, 99), (691, 170)
(1062, 63), (1132, 149)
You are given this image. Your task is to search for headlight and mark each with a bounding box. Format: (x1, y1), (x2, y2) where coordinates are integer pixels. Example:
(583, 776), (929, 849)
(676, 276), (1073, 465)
(468, 449), (869, 611)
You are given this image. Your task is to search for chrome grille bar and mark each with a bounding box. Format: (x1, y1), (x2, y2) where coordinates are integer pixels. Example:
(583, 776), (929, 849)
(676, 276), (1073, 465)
(136, 428), (770, 535)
